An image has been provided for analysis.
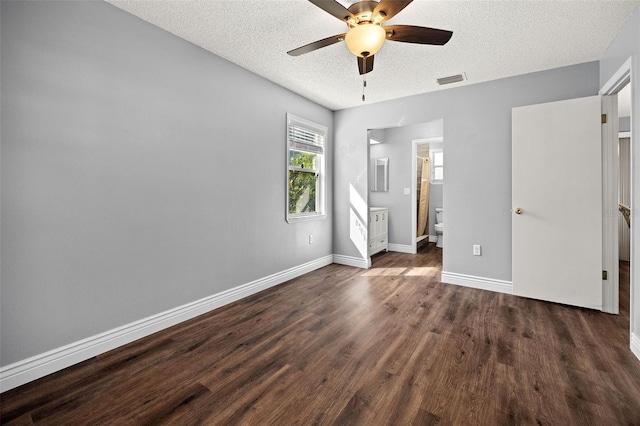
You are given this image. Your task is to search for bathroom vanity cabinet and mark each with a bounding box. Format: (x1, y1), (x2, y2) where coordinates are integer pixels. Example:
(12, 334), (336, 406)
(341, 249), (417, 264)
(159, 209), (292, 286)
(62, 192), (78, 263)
(369, 207), (388, 256)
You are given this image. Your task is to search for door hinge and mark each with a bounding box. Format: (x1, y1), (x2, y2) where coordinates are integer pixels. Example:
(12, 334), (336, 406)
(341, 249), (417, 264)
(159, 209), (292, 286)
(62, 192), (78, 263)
(601, 114), (607, 124)
(602, 270), (608, 280)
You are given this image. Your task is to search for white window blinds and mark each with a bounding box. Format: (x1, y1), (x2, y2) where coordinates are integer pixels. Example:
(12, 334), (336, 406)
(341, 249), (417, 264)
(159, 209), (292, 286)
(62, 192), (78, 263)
(288, 116), (325, 155)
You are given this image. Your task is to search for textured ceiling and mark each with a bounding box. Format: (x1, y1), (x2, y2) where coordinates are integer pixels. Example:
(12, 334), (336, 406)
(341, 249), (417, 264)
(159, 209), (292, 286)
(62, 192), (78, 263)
(107, 0), (639, 111)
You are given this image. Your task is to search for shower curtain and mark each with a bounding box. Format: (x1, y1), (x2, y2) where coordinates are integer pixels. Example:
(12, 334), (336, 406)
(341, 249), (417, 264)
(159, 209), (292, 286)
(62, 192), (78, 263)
(417, 157), (431, 237)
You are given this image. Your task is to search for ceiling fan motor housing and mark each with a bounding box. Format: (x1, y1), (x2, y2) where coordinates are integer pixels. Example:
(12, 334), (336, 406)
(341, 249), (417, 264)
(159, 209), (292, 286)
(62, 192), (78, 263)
(288, 0), (453, 76)
(346, 1), (379, 20)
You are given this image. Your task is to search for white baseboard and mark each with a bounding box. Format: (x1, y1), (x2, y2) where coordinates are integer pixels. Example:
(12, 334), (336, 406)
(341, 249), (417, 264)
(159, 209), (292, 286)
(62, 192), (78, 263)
(0, 255), (333, 392)
(632, 333), (640, 362)
(441, 271), (513, 294)
(388, 243), (413, 254)
(429, 235), (438, 243)
(333, 254), (369, 269)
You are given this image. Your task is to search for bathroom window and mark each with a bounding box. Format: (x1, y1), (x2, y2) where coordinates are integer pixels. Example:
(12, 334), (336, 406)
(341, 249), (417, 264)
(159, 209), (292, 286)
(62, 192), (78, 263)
(431, 149), (443, 183)
(286, 113), (327, 223)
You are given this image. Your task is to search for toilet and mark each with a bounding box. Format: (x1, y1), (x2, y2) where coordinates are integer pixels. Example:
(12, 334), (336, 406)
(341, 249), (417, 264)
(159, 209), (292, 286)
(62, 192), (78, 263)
(434, 208), (444, 248)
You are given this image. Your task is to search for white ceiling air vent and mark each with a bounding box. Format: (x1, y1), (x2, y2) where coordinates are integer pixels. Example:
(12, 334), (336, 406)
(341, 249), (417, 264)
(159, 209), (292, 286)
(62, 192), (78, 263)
(437, 73), (466, 85)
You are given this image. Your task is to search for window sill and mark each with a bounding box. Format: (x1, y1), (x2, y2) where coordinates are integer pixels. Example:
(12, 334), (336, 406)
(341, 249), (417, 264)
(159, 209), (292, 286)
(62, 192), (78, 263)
(286, 213), (327, 223)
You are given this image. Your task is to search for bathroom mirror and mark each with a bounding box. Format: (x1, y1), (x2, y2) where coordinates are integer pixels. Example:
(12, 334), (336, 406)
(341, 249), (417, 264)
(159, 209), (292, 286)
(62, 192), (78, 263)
(371, 157), (389, 192)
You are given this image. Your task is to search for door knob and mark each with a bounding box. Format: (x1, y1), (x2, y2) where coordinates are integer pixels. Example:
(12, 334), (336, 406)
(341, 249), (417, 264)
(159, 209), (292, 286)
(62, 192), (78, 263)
(514, 207), (523, 215)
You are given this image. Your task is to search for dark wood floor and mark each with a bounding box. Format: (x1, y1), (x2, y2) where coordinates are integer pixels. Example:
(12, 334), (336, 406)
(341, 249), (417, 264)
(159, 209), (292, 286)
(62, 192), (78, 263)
(3, 245), (640, 425)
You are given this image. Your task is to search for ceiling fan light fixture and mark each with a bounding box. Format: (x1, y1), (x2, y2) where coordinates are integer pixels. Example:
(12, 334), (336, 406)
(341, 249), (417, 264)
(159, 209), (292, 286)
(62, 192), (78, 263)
(345, 23), (386, 57)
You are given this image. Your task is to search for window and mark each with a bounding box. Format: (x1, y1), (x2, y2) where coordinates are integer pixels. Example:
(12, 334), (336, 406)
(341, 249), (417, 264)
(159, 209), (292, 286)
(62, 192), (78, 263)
(431, 149), (443, 183)
(286, 113), (327, 222)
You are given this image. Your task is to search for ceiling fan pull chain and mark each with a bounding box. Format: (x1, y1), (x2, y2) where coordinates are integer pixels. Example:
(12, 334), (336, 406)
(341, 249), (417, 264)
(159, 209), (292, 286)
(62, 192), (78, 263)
(362, 74), (367, 102)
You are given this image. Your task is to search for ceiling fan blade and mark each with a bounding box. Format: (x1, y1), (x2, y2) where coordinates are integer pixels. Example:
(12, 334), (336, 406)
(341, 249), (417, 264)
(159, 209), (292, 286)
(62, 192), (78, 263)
(308, 0), (354, 22)
(372, 0), (413, 22)
(385, 25), (453, 45)
(287, 33), (346, 56)
(357, 55), (374, 75)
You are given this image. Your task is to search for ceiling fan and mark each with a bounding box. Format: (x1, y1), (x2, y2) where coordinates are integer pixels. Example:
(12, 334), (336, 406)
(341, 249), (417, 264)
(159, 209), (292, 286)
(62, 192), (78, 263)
(287, 0), (453, 75)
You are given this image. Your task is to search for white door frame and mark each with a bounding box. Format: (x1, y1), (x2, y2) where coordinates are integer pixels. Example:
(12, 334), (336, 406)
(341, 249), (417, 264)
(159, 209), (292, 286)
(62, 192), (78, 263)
(411, 137), (443, 254)
(600, 57), (632, 315)
(601, 94), (620, 314)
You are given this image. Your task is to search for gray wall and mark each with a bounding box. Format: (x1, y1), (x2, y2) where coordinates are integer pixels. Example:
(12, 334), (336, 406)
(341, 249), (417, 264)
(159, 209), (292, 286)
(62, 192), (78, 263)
(334, 62), (600, 281)
(620, 116), (631, 132)
(1, 1), (333, 366)
(369, 121), (443, 246)
(599, 5), (640, 345)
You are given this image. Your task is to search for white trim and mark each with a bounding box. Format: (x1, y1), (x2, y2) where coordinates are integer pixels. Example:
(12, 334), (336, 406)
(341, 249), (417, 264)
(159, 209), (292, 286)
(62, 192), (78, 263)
(600, 58), (634, 344)
(441, 271), (513, 294)
(0, 255), (333, 392)
(286, 113), (328, 224)
(599, 57), (632, 96)
(332, 254), (369, 269)
(631, 333), (640, 362)
(620, 131), (632, 138)
(602, 94), (620, 314)
(429, 234), (438, 243)
(388, 243), (413, 253)
(633, 56), (638, 361)
(414, 137), (444, 143)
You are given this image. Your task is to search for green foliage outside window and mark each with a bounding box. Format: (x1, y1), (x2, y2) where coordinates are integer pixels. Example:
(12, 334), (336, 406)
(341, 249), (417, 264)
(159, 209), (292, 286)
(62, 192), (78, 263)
(289, 151), (318, 214)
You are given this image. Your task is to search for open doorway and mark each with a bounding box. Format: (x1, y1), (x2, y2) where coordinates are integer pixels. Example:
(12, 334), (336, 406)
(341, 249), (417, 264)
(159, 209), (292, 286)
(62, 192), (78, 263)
(366, 120), (443, 260)
(600, 58), (635, 359)
(412, 137), (443, 253)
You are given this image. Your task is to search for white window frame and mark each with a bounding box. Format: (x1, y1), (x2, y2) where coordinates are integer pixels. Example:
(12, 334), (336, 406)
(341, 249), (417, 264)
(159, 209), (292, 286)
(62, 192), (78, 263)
(286, 113), (327, 223)
(431, 148), (444, 184)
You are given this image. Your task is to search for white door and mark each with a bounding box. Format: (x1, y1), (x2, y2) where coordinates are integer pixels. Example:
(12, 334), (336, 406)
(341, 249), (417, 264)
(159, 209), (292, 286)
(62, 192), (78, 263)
(512, 96), (602, 309)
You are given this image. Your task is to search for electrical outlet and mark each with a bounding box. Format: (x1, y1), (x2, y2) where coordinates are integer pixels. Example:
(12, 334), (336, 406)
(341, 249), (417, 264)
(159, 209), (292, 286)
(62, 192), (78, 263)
(403, 188), (411, 195)
(473, 245), (481, 256)
(309, 235), (313, 244)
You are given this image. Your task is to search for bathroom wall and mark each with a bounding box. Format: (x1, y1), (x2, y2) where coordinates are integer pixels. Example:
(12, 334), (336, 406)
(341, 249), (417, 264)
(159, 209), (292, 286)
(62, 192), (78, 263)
(369, 120), (444, 248)
(369, 128), (387, 144)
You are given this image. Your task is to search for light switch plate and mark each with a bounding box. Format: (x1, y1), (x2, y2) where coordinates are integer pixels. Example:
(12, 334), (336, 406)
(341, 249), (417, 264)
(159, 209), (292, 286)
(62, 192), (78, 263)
(473, 245), (481, 256)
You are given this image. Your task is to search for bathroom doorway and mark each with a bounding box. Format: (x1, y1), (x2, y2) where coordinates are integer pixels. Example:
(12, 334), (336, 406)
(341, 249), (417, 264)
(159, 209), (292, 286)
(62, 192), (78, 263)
(412, 137), (443, 254)
(367, 119), (443, 258)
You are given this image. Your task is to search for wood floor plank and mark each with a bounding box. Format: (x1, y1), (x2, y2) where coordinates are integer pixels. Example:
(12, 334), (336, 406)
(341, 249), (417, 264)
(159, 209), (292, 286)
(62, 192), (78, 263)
(2, 247), (640, 425)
